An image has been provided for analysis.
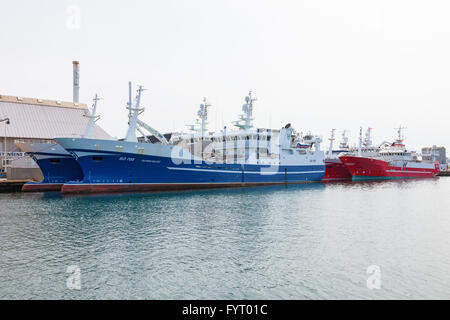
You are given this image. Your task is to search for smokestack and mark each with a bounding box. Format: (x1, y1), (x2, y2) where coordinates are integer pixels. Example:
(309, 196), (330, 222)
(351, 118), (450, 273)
(72, 60), (80, 103)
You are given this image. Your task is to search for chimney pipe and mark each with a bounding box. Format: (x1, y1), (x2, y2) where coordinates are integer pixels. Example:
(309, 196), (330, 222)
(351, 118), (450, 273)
(72, 61), (80, 103)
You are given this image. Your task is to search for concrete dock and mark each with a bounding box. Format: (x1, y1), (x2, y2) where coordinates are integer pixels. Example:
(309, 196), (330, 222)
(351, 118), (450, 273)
(0, 180), (28, 193)
(438, 171), (450, 177)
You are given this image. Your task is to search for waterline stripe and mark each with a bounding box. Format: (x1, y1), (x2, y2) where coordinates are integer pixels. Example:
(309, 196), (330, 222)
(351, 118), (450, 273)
(386, 170), (434, 174)
(167, 167), (324, 174)
(64, 181), (321, 186)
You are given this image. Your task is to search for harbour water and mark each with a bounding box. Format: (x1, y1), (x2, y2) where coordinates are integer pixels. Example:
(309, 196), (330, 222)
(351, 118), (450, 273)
(1, 178), (450, 299)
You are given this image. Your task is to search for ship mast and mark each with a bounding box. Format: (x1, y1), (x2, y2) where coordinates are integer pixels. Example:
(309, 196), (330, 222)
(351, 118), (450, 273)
(125, 82), (143, 142)
(339, 130), (349, 149)
(394, 125), (407, 149)
(198, 97), (210, 137)
(186, 97), (211, 135)
(124, 82), (168, 144)
(396, 126), (406, 142)
(200, 97), (210, 161)
(83, 94), (101, 138)
(363, 127), (373, 147)
(233, 91), (256, 131)
(358, 126), (363, 157)
(327, 128), (336, 158)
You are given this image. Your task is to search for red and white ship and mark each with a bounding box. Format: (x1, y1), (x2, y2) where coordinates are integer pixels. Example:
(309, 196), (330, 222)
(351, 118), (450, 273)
(340, 127), (440, 180)
(323, 128), (378, 181)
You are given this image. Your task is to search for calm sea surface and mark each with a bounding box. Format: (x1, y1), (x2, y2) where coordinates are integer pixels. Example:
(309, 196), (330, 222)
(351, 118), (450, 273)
(1, 178), (450, 299)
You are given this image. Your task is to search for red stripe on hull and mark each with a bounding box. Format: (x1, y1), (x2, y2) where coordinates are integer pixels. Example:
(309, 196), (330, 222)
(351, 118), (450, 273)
(61, 181), (317, 195)
(339, 156), (440, 179)
(22, 183), (63, 192)
(323, 159), (352, 181)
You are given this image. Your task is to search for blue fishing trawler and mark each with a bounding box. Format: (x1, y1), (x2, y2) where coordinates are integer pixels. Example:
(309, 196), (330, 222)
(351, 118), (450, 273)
(56, 83), (325, 194)
(16, 95), (103, 191)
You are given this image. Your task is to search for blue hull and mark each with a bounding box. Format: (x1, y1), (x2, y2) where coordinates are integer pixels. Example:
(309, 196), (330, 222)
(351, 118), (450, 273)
(15, 142), (84, 192)
(34, 154), (84, 183)
(21, 154), (83, 192)
(62, 149), (325, 193)
(15, 142), (84, 184)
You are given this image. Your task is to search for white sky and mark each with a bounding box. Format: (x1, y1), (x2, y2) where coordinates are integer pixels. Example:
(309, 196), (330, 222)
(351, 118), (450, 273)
(1, 0), (449, 151)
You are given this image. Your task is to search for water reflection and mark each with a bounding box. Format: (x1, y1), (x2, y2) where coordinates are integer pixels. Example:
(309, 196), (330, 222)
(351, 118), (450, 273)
(1, 178), (449, 299)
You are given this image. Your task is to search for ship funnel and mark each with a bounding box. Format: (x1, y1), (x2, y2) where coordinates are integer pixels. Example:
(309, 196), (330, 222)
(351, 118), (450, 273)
(72, 61), (80, 103)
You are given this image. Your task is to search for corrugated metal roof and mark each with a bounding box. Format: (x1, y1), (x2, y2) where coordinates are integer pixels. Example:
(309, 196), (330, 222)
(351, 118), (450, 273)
(0, 94), (88, 109)
(0, 100), (111, 139)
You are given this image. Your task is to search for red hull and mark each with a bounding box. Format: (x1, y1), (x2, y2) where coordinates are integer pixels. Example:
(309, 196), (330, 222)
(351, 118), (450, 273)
(22, 183), (63, 192)
(323, 159), (352, 181)
(339, 156), (440, 180)
(61, 181), (317, 195)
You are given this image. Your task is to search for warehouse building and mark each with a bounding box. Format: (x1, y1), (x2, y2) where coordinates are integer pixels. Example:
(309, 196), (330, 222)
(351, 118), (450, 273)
(0, 61), (111, 180)
(422, 146), (447, 171)
(0, 94), (110, 180)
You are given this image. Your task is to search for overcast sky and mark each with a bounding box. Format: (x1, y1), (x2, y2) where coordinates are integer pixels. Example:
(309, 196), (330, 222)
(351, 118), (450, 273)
(1, 0), (449, 151)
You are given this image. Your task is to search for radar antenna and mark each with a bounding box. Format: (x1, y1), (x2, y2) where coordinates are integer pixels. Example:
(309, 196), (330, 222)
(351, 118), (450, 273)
(363, 127), (373, 147)
(186, 97), (211, 135)
(339, 130), (349, 149)
(233, 91), (256, 131)
(327, 128), (336, 158)
(198, 97), (211, 136)
(358, 126), (363, 157)
(395, 125), (407, 142)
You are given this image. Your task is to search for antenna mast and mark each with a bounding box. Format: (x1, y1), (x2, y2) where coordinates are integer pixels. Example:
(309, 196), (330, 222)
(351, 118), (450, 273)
(125, 83), (145, 142)
(395, 126), (406, 142)
(364, 127), (373, 147)
(339, 130), (349, 149)
(83, 94), (101, 138)
(198, 97), (211, 136)
(358, 127), (363, 157)
(327, 128), (336, 158)
(233, 91), (256, 131)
